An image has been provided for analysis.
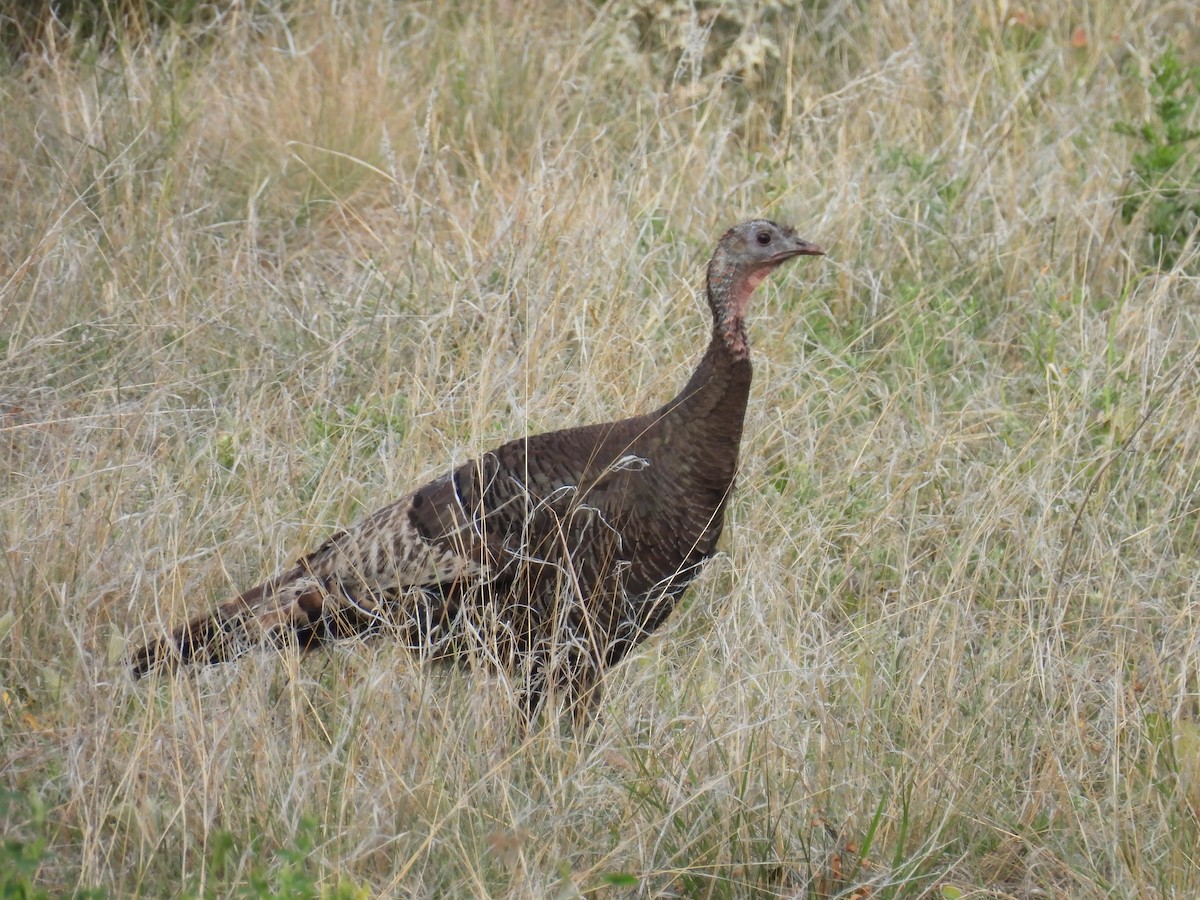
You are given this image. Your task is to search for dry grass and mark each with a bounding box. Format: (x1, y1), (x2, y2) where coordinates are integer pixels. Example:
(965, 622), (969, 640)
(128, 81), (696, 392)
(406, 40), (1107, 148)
(3, 0), (1200, 895)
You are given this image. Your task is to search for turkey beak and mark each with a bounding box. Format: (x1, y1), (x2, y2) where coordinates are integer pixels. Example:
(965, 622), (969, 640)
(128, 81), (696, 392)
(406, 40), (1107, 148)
(791, 237), (824, 257)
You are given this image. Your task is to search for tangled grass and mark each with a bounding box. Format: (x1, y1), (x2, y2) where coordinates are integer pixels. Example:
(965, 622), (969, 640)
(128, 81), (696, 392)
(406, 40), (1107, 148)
(2, 1), (1199, 895)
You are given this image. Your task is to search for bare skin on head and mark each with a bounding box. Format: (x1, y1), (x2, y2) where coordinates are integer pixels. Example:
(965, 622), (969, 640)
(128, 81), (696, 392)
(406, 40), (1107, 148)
(131, 219), (824, 727)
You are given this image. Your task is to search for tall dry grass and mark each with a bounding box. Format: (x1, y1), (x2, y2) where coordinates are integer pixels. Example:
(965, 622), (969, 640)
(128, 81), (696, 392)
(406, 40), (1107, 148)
(2, 0), (1199, 895)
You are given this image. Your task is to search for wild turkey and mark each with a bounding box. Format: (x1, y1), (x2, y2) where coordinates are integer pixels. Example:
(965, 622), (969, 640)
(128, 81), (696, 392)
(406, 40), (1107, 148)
(131, 219), (824, 723)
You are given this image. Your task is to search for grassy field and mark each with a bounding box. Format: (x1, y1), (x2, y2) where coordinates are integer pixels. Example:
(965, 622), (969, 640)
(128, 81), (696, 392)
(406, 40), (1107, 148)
(3, 0), (1199, 895)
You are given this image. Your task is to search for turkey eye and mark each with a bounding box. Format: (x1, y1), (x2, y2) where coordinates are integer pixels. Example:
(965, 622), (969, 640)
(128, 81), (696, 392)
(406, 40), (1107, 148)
(756, 231), (771, 245)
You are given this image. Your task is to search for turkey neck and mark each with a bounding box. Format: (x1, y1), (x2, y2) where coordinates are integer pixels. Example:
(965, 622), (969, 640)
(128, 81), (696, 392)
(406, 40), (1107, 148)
(665, 336), (752, 443)
(655, 259), (758, 447)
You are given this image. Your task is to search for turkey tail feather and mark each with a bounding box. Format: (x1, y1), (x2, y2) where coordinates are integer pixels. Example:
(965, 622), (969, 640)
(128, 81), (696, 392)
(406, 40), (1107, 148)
(130, 568), (330, 678)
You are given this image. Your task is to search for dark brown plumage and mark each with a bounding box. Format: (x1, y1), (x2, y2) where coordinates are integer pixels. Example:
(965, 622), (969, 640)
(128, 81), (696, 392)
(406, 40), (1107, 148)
(131, 220), (824, 722)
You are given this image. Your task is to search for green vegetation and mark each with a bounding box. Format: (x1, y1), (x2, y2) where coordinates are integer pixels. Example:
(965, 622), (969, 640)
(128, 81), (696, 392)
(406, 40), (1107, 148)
(1116, 45), (1200, 269)
(2, 1), (1199, 896)
(1, 788), (55, 900)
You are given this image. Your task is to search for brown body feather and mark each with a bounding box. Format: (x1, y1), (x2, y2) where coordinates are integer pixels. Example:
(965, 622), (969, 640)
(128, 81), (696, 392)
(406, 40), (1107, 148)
(131, 220), (823, 722)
